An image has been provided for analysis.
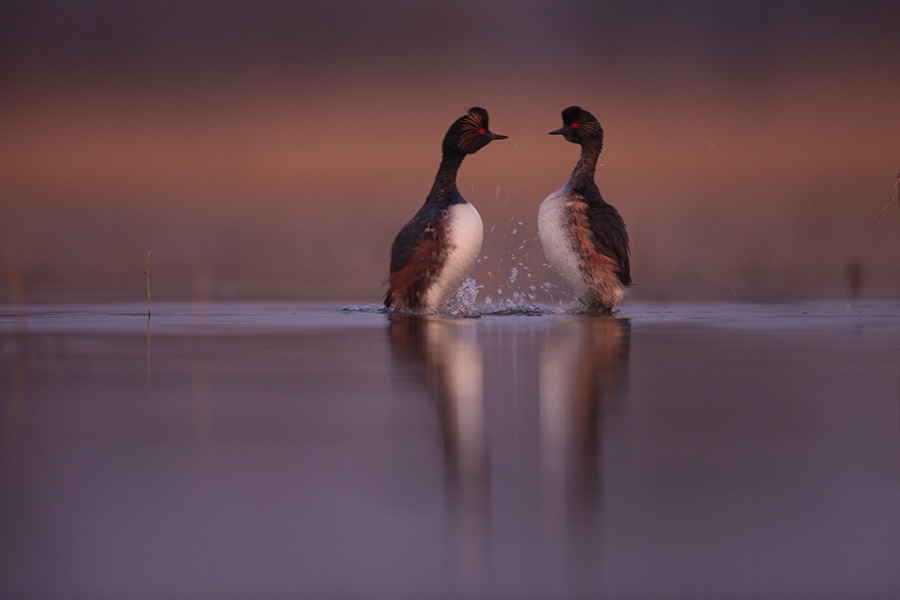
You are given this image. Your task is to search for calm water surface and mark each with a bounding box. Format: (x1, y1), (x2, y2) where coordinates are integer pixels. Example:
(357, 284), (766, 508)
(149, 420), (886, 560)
(2, 301), (899, 599)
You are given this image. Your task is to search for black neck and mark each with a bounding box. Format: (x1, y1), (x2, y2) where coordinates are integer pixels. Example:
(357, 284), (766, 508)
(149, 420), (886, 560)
(427, 150), (465, 201)
(567, 140), (601, 193)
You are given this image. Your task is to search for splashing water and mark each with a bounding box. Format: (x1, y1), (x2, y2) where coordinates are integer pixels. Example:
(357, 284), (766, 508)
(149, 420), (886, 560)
(340, 304), (386, 313)
(347, 274), (578, 317)
(345, 278), (584, 317)
(359, 213), (605, 317)
(479, 290), (568, 316)
(482, 218), (567, 307)
(445, 277), (483, 317)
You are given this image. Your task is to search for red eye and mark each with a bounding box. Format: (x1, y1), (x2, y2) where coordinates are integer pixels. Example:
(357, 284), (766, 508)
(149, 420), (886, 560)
(479, 128), (486, 135)
(571, 123), (578, 129)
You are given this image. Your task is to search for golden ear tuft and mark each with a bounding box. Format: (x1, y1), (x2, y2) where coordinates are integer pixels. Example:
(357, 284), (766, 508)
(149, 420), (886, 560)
(461, 109), (487, 132)
(579, 119), (602, 138)
(457, 110), (487, 152)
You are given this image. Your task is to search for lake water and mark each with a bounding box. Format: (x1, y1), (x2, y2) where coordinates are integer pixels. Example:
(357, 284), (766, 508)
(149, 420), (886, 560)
(2, 301), (899, 599)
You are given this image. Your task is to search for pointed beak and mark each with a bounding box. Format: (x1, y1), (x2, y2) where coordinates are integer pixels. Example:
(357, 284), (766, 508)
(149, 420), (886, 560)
(549, 126), (567, 135)
(490, 131), (508, 140)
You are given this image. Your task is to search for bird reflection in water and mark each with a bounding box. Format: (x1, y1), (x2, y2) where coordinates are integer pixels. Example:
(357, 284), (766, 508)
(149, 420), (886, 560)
(389, 314), (630, 595)
(539, 316), (630, 591)
(389, 315), (486, 488)
(540, 317), (631, 514)
(389, 314), (487, 596)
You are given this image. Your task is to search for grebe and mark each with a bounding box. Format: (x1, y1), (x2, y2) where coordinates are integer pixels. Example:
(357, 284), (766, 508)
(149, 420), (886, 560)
(385, 107), (507, 311)
(537, 106), (630, 313)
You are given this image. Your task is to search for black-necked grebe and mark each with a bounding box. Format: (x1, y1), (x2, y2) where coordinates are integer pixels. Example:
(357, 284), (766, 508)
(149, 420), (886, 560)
(385, 107), (507, 311)
(538, 106), (630, 312)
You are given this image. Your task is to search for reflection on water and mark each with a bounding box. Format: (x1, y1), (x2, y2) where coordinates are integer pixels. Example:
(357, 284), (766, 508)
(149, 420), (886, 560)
(3, 335), (26, 490)
(390, 316), (489, 597)
(389, 314), (631, 598)
(539, 317), (630, 511)
(1, 302), (899, 599)
(390, 316), (487, 493)
(536, 317), (631, 596)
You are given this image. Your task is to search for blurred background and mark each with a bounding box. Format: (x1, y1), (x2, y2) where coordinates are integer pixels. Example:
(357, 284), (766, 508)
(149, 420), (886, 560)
(1, 0), (899, 304)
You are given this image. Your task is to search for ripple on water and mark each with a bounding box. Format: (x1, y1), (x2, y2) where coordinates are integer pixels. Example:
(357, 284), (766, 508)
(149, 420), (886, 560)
(348, 278), (586, 318)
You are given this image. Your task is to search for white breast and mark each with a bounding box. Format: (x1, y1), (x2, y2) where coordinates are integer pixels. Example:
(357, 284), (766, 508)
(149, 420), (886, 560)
(423, 202), (484, 310)
(538, 189), (591, 302)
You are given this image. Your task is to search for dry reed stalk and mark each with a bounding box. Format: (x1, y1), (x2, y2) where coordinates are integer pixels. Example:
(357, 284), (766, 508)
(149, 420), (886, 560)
(875, 172), (900, 224)
(143, 252), (151, 317)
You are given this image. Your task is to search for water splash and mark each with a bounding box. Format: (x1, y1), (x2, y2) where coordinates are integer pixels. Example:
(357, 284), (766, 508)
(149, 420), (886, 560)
(358, 276), (577, 317)
(483, 219), (569, 306)
(349, 282), (583, 317)
(480, 291), (567, 316)
(340, 304), (386, 313)
(445, 278), (483, 317)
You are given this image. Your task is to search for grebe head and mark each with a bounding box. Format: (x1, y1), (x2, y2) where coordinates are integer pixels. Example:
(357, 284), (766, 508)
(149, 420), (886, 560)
(443, 107), (507, 155)
(549, 106), (603, 147)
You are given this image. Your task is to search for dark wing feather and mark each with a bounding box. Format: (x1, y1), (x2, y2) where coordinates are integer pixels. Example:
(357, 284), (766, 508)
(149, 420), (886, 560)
(587, 200), (631, 286)
(385, 210), (447, 309)
(389, 214), (428, 274)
